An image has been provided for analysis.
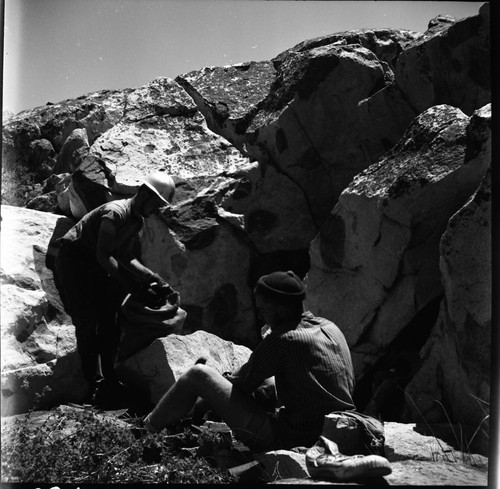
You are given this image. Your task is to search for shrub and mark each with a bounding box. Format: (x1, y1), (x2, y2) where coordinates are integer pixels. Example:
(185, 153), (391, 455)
(1, 407), (237, 484)
(1, 165), (38, 207)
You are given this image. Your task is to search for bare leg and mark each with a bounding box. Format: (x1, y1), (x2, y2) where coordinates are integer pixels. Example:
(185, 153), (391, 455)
(147, 364), (265, 436)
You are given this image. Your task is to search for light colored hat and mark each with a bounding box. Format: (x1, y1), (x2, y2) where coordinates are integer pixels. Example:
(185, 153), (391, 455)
(143, 172), (175, 205)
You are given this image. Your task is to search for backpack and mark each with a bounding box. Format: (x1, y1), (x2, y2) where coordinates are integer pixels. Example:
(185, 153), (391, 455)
(321, 410), (385, 456)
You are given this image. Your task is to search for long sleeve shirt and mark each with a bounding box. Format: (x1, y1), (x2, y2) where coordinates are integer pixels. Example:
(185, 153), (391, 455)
(230, 311), (356, 447)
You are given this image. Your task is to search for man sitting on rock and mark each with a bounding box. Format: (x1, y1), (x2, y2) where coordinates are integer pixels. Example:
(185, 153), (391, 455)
(143, 270), (356, 451)
(55, 172), (177, 405)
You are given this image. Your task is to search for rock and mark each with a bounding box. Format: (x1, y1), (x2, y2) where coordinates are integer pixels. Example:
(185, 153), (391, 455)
(176, 61), (277, 152)
(403, 161), (491, 448)
(270, 422), (488, 485)
(385, 422), (459, 462)
(245, 44), (389, 228)
(305, 104), (490, 380)
(274, 28), (422, 71)
(26, 191), (58, 213)
(140, 200), (259, 346)
(59, 77), (252, 211)
(427, 14), (456, 30)
(54, 173), (72, 215)
(2, 404), (131, 436)
(89, 113), (249, 196)
(3, 88), (124, 161)
(122, 76), (197, 122)
(1, 206), (62, 290)
(28, 138), (56, 177)
(357, 5), (489, 173)
(395, 3), (490, 116)
(219, 162), (317, 252)
(383, 460), (488, 486)
(70, 155), (114, 217)
(116, 330), (251, 405)
(0, 205), (85, 415)
(2, 120), (42, 171)
(54, 127), (89, 174)
(257, 450), (309, 482)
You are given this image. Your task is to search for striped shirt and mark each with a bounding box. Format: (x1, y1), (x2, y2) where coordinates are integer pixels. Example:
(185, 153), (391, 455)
(231, 311), (355, 446)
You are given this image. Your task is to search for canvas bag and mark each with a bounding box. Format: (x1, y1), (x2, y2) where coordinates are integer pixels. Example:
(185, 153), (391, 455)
(321, 410), (385, 456)
(117, 285), (186, 361)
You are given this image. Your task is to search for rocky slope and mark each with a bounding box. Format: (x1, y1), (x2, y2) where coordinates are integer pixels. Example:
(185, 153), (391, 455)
(1, 2), (491, 460)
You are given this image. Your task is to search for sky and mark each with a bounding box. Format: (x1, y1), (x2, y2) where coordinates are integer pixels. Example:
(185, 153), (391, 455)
(3, 0), (483, 115)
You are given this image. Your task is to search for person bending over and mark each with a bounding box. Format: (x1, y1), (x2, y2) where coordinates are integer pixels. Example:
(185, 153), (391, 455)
(55, 172), (176, 403)
(143, 270), (355, 451)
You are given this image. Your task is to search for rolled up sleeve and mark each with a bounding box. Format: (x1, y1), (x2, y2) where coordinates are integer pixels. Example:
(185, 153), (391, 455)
(230, 333), (286, 394)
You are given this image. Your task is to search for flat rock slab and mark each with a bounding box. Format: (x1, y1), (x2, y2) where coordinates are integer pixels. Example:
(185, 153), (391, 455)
(272, 459), (488, 485)
(385, 460), (488, 486)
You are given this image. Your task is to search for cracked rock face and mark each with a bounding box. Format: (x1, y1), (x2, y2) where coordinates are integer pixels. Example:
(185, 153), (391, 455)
(304, 104), (491, 380)
(139, 201), (259, 346)
(244, 44), (389, 228)
(176, 61), (277, 152)
(404, 163), (491, 433)
(394, 3), (490, 116)
(274, 28), (422, 71)
(1, 206), (85, 415)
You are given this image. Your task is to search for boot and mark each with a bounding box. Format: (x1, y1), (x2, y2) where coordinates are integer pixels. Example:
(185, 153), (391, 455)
(306, 436), (392, 481)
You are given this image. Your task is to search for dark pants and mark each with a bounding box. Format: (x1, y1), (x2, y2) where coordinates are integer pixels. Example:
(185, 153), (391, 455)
(55, 242), (127, 384)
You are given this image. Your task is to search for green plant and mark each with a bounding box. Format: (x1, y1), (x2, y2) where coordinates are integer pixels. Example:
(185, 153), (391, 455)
(404, 391), (489, 466)
(1, 407), (237, 483)
(434, 399), (489, 465)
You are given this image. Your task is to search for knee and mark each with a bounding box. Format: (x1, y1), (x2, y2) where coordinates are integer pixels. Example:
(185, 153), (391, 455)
(181, 363), (218, 387)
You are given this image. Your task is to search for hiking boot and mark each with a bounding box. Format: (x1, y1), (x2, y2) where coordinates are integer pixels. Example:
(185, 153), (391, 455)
(306, 436), (392, 481)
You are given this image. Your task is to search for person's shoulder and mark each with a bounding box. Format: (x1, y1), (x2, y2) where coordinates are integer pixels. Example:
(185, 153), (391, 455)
(100, 199), (133, 220)
(300, 311), (337, 329)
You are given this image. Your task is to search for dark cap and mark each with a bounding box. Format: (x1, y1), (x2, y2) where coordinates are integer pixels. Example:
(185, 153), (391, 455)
(255, 271), (306, 301)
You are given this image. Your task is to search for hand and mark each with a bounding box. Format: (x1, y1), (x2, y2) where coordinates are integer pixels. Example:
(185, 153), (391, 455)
(166, 290), (180, 306)
(150, 281), (173, 296)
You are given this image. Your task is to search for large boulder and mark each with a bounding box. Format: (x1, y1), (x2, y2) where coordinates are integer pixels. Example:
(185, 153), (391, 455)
(67, 77), (252, 217)
(1, 206), (85, 415)
(176, 61), (277, 152)
(244, 43), (389, 226)
(403, 162), (491, 441)
(2, 88), (125, 169)
(357, 4), (489, 172)
(140, 196), (259, 346)
(88, 112), (249, 196)
(274, 28), (421, 71)
(304, 104), (491, 380)
(53, 127), (90, 174)
(116, 330), (251, 405)
(395, 3), (490, 117)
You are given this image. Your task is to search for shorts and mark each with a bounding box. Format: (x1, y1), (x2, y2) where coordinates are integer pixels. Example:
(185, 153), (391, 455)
(232, 405), (281, 452)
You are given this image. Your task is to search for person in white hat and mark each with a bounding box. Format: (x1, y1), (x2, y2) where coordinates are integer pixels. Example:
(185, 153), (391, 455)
(55, 172), (176, 405)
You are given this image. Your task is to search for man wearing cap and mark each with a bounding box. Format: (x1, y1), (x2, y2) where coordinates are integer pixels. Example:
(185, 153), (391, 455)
(55, 172), (176, 404)
(143, 270), (355, 451)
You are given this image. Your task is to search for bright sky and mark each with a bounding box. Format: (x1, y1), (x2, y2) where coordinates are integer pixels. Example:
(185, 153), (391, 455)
(3, 0), (482, 115)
